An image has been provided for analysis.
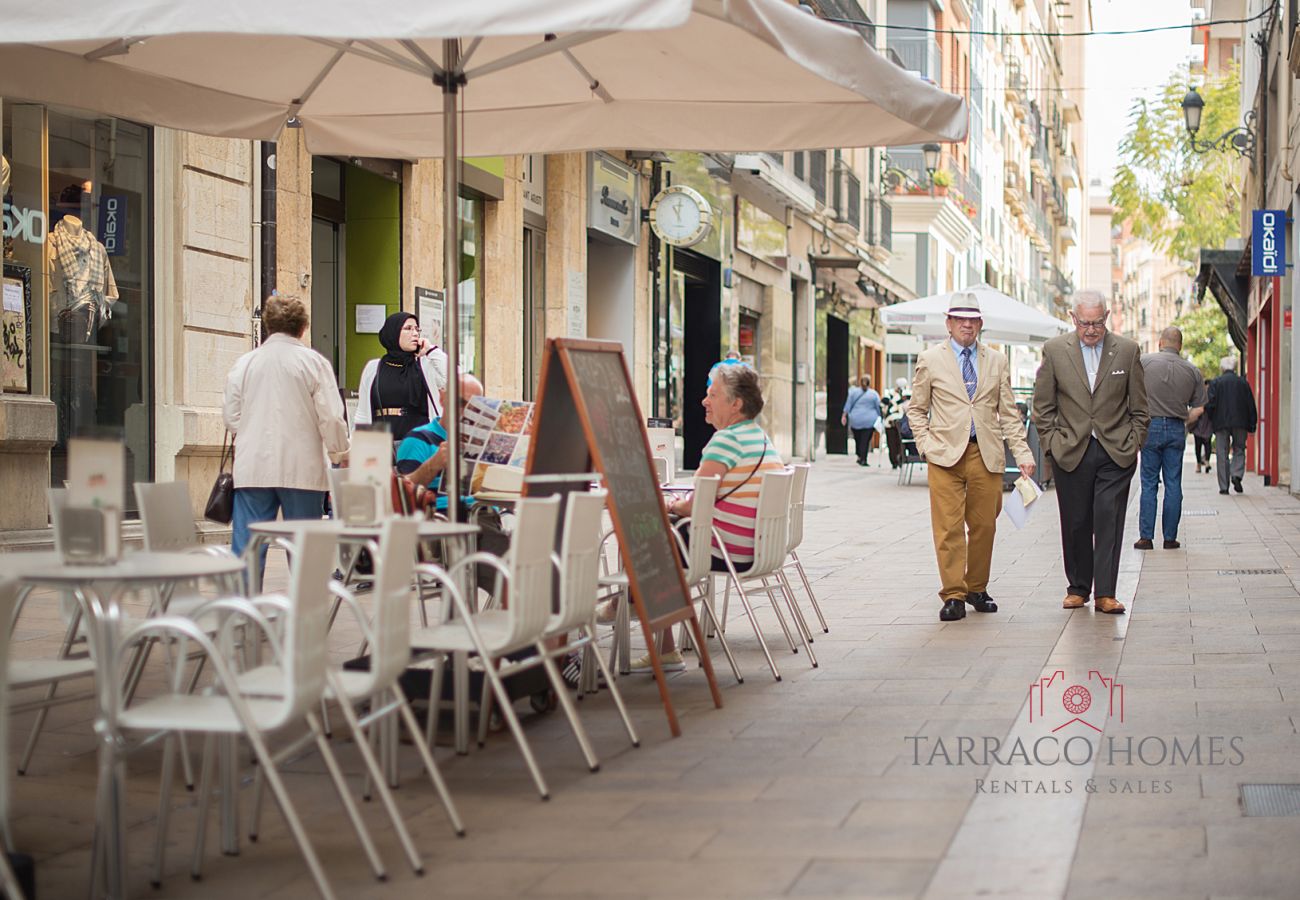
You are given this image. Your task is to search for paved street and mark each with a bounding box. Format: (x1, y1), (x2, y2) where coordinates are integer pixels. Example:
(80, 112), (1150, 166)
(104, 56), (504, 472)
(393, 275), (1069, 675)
(9, 452), (1300, 899)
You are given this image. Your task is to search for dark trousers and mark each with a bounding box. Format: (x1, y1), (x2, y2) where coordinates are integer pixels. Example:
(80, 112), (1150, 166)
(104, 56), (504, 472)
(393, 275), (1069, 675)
(851, 427), (873, 464)
(1193, 435), (1213, 468)
(1052, 437), (1136, 600)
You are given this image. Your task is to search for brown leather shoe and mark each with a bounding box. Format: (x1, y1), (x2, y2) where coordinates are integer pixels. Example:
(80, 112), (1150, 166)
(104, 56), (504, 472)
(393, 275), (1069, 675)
(1062, 594), (1088, 609)
(1095, 596), (1126, 615)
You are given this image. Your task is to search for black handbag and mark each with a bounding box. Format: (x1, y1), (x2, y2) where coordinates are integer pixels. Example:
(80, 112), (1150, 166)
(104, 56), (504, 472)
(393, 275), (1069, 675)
(204, 432), (235, 524)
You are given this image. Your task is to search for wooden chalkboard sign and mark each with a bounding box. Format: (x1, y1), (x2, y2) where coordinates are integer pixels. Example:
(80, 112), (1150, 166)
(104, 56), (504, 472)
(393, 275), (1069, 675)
(526, 338), (722, 736)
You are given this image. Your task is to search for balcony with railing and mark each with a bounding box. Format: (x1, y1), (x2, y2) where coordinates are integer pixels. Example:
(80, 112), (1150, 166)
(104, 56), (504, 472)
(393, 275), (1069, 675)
(866, 192), (893, 255)
(1027, 198), (1052, 251)
(831, 160), (862, 233)
(1004, 160), (1026, 212)
(888, 35), (940, 80)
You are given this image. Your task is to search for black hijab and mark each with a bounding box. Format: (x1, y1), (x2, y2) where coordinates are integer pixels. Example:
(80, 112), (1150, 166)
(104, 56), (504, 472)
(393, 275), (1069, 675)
(374, 312), (428, 417)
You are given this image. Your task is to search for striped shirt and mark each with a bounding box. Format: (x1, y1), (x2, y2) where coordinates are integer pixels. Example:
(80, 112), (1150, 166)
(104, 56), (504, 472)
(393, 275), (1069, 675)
(701, 420), (784, 567)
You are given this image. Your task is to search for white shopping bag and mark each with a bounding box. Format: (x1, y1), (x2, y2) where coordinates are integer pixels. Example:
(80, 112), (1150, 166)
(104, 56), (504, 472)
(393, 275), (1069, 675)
(1002, 476), (1043, 530)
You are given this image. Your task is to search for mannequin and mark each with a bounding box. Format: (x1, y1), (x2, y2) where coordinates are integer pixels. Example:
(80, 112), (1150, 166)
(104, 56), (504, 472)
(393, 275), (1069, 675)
(48, 213), (118, 343)
(48, 212), (117, 444)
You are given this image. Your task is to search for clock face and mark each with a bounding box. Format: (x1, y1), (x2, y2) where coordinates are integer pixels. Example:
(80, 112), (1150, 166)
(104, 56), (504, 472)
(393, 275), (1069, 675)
(650, 186), (712, 247)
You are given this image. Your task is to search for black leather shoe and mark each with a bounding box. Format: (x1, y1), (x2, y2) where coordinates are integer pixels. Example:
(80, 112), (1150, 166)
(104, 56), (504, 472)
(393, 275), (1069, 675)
(939, 599), (966, 622)
(965, 591), (998, 613)
(1219, 489), (1229, 495)
(1233, 477), (1243, 493)
(1133, 539), (1154, 550)
(1163, 540), (1181, 549)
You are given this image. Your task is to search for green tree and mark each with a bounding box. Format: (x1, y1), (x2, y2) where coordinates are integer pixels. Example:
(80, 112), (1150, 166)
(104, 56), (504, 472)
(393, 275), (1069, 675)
(1174, 301), (1233, 379)
(1111, 65), (1242, 267)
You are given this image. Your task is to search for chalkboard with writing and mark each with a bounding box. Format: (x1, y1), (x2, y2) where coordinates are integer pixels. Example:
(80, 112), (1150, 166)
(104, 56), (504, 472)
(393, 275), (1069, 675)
(526, 338), (721, 733)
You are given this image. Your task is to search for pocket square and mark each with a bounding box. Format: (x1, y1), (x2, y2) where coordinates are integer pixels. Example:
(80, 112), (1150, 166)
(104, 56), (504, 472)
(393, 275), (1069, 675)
(1110, 369), (1125, 375)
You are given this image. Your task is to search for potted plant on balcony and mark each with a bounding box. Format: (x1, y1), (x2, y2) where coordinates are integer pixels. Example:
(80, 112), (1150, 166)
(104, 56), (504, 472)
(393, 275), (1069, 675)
(930, 168), (952, 196)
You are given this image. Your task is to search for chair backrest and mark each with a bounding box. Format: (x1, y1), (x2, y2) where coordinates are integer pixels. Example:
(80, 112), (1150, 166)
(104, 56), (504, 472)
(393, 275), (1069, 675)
(652, 456), (669, 484)
(681, 475), (721, 585)
(275, 529), (336, 723)
(366, 518), (421, 688)
(47, 487), (67, 554)
(786, 464), (810, 554)
(551, 490), (608, 631)
(743, 469), (794, 578)
(497, 495), (561, 650)
(135, 481), (198, 552)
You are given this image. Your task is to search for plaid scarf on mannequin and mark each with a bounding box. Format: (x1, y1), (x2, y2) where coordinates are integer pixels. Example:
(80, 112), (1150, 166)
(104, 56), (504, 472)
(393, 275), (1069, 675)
(49, 218), (116, 340)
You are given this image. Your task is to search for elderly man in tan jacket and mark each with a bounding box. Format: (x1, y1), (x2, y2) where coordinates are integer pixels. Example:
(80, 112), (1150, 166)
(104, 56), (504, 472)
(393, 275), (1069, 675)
(908, 293), (1035, 622)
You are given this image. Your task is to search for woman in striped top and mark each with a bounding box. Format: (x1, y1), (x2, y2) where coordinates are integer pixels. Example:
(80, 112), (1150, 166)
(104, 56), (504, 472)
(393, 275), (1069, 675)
(640, 364), (783, 673)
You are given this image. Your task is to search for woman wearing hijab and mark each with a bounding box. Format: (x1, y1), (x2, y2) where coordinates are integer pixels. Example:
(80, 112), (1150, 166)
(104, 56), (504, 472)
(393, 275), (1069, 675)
(354, 311), (448, 443)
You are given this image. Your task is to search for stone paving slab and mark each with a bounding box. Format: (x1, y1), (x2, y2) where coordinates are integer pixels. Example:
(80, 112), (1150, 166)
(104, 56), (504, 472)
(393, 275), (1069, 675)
(4, 453), (1300, 898)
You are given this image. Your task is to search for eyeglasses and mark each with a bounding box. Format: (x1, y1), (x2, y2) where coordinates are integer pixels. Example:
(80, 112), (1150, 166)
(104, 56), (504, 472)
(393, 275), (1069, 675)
(400, 322), (420, 332)
(1074, 317), (1107, 330)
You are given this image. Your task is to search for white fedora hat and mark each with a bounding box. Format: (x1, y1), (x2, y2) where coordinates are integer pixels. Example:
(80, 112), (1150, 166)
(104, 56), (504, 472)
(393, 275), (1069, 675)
(946, 291), (982, 319)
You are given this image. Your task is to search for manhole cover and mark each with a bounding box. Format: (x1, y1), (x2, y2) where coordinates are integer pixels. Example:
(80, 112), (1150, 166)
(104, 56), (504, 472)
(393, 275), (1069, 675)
(1182, 509), (1218, 517)
(1217, 569), (1285, 576)
(1241, 784), (1300, 817)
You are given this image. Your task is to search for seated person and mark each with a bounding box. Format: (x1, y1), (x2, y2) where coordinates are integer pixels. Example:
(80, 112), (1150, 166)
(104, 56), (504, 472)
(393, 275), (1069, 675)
(397, 372), (485, 506)
(623, 363), (783, 673)
(396, 373), (509, 590)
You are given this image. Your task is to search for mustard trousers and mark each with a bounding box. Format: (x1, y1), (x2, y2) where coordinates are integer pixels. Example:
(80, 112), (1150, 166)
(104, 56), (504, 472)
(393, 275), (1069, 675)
(927, 442), (1004, 604)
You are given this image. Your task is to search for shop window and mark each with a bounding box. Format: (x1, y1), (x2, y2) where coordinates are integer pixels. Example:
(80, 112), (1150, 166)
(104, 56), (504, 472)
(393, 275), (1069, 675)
(3, 101), (153, 511)
(522, 226), (546, 398)
(458, 190), (485, 379)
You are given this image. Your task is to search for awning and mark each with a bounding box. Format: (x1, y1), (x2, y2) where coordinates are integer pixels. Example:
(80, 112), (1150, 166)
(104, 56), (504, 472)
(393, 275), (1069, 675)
(1194, 248), (1249, 353)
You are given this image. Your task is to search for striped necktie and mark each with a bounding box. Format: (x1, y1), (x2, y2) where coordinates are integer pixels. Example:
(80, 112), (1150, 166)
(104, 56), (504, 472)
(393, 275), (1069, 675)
(961, 347), (976, 438)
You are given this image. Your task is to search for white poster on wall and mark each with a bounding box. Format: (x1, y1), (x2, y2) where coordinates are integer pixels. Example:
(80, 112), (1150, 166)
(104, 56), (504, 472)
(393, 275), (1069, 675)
(566, 271), (586, 338)
(355, 304), (387, 334)
(415, 286), (444, 348)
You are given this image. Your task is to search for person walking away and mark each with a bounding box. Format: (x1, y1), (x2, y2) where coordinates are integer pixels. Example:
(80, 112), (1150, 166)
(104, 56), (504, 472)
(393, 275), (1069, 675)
(907, 292), (1035, 623)
(223, 295), (349, 567)
(842, 375), (882, 466)
(1192, 379), (1214, 473)
(1032, 292), (1148, 615)
(353, 311), (448, 443)
(1134, 327), (1206, 550)
(1206, 356), (1257, 494)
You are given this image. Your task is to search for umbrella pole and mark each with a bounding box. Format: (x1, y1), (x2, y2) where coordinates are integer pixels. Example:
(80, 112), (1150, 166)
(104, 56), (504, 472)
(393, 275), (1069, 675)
(442, 39), (461, 524)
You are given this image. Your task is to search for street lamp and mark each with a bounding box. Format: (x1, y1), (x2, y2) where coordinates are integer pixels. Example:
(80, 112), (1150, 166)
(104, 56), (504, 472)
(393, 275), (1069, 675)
(1181, 86), (1256, 157)
(922, 143), (941, 180)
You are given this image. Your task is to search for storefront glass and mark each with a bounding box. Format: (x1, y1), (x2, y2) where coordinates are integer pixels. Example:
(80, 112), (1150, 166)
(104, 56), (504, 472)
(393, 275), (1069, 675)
(458, 190), (485, 378)
(2, 100), (153, 509)
(522, 225), (546, 398)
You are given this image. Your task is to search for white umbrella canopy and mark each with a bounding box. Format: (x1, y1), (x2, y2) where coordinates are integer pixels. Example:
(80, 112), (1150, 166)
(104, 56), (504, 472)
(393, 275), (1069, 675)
(880, 284), (1071, 346)
(0, 0), (968, 157)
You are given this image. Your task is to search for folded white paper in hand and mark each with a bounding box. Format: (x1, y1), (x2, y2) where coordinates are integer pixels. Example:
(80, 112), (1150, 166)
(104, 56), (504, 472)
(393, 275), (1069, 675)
(1003, 476), (1044, 530)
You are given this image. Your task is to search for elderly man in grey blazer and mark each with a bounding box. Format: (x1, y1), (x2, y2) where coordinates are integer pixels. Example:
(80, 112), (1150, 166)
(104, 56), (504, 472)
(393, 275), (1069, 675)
(1032, 291), (1148, 615)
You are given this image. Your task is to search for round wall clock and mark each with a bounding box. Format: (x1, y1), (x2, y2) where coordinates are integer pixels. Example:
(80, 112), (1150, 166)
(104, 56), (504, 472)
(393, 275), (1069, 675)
(648, 184), (713, 248)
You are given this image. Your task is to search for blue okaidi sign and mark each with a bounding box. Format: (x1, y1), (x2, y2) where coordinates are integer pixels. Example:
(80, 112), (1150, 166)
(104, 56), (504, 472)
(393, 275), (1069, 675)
(98, 194), (127, 257)
(1251, 209), (1286, 276)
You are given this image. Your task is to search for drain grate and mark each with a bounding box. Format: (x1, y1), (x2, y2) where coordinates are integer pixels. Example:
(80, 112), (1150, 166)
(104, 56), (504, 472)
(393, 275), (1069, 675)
(1217, 569), (1285, 576)
(1182, 509), (1218, 517)
(1241, 784), (1300, 817)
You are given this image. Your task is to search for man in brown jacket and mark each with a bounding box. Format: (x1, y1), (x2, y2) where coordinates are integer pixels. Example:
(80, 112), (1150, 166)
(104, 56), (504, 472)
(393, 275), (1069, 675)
(1032, 291), (1149, 614)
(908, 292), (1035, 623)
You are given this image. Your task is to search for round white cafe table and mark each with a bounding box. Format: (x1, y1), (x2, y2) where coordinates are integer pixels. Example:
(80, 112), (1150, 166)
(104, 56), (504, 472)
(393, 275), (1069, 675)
(0, 550), (245, 900)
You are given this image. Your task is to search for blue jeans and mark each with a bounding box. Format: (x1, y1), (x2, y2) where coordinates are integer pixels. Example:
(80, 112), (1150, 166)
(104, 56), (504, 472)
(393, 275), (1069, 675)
(1138, 418), (1187, 541)
(231, 486), (326, 564)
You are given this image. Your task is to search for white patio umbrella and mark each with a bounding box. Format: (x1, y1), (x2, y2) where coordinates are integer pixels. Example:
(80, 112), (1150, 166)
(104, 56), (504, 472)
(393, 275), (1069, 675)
(880, 283), (1071, 345)
(4, 0), (968, 523)
(1, 0), (967, 529)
